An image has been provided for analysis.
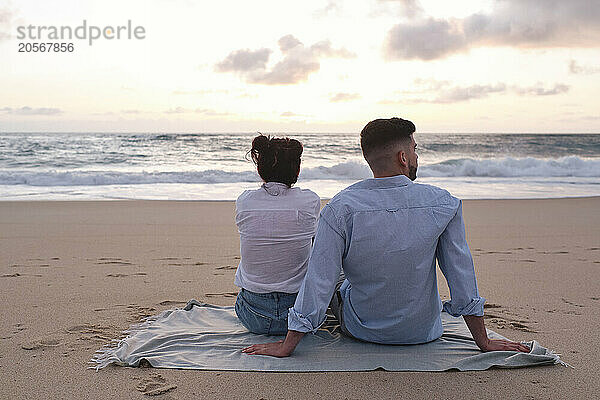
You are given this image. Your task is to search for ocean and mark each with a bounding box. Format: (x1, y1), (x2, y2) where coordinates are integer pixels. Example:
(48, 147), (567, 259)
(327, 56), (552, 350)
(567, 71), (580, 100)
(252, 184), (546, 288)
(1, 132), (599, 200)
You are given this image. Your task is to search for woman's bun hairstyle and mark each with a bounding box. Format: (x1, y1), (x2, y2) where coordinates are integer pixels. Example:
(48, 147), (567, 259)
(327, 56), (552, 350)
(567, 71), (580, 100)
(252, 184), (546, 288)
(249, 134), (303, 187)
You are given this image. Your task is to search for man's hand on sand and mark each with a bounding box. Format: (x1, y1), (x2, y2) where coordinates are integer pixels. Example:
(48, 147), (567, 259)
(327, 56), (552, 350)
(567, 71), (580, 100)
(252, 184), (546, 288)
(242, 340), (292, 357)
(480, 338), (530, 353)
(463, 315), (530, 353)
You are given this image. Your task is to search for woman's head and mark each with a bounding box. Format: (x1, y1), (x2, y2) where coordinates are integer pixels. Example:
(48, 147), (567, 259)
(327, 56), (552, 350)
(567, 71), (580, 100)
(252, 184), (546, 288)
(249, 134), (303, 187)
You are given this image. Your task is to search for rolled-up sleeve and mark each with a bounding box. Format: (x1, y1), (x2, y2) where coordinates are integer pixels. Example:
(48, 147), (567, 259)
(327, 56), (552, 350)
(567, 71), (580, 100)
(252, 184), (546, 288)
(288, 205), (345, 333)
(436, 200), (486, 317)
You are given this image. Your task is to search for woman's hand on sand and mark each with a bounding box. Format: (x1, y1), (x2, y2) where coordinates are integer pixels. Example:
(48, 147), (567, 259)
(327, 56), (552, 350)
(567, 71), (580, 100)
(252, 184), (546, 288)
(243, 330), (305, 357)
(242, 340), (292, 357)
(480, 338), (530, 353)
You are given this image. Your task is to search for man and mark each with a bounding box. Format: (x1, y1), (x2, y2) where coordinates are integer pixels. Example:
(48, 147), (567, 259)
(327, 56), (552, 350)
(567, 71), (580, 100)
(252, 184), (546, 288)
(243, 118), (529, 357)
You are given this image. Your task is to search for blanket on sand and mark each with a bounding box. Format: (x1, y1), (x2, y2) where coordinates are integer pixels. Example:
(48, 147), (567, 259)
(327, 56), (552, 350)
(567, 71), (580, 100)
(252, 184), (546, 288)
(91, 300), (566, 372)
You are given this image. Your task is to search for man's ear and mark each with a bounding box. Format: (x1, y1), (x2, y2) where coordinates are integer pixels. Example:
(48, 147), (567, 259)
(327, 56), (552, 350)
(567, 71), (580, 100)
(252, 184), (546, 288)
(397, 150), (407, 166)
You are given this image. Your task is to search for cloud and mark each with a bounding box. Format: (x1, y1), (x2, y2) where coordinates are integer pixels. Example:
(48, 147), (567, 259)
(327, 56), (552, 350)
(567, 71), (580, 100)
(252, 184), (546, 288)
(381, 78), (569, 104)
(385, 0), (600, 61)
(1, 106), (63, 115)
(329, 92), (361, 102)
(513, 83), (569, 96)
(381, 80), (506, 104)
(385, 18), (466, 60)
(280, 111), (311, 118)
(310, 40), (356, 58)
(216, 35), (355, 85)
(164, 106), (188, 114)
(379, 0), (423, 18)
(215, 48), (272, 72)
(312, 1), (343, 18)
(121, 109), (141, 114)
(278, 34), (303, 52)
(195, 108), (229, 116)
(237, 92), (258, 99)
(430, 83), (506, 103)
(569, 59), (600, 75)
(398, 0), (423, 18)
(0, 7), (15, 41)
(163, 107), (228, 116)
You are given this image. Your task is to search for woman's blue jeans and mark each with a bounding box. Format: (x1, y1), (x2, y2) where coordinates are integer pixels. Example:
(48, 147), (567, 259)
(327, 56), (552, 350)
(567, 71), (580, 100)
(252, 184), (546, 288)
(235, 288), (297, 335)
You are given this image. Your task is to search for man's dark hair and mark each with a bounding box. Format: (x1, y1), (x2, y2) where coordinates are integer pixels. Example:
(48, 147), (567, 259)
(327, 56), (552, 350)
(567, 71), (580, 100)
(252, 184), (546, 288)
(360, 117), (415, 158)
(249, 134), (303, 187)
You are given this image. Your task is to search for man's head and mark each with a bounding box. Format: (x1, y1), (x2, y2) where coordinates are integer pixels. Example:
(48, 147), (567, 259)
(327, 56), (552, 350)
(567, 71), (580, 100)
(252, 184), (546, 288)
(360, 117), (418, 180)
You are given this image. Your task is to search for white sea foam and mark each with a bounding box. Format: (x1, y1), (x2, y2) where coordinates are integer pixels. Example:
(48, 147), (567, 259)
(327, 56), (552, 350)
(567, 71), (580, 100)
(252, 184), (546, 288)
(418, 156), (600, 178)
(1, 156), (598, 187)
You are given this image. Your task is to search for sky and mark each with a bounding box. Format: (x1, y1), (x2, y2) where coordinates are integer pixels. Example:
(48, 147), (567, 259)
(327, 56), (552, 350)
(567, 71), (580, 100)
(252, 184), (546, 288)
(1, 0), (599, 133)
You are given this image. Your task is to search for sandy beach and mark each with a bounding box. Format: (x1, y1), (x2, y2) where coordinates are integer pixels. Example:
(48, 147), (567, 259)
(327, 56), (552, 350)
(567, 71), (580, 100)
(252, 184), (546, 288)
(1, 197), (599, 399)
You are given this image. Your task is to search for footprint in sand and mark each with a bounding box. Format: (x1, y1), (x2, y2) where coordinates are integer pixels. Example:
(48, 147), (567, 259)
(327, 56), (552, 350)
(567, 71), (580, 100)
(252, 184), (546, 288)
(215, 265), (237, 270)
(95, 257), (133, 265)
(483, 304), (536, 333)
(12, 323), (27, 334)
(97, 261), (133, 265)
(158, 300), (187, 307)
(21, 338), (61, 350)
(125, 305), (157, 322)
(561, 298), (585, 308)
(484, 303), (502, 309)
(205, 292), (238, 298)
(134, 373), (177, 397)
(106, 272), (147, 278)
(65, 323), (119, 343)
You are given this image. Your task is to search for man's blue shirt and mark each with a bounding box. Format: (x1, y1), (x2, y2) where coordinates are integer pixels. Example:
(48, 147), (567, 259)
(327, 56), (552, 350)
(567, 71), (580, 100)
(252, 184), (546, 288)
(288, 174), (486, 344)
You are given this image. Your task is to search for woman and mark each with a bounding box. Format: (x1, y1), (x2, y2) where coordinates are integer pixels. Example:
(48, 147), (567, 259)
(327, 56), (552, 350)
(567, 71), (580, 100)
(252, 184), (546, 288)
(234, 134), (320, 335)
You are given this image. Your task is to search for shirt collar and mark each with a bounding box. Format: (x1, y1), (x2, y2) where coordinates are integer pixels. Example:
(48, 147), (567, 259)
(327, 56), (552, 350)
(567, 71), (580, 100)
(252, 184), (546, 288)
(262, 181), (290, 196)
(349, 174), (413, 190)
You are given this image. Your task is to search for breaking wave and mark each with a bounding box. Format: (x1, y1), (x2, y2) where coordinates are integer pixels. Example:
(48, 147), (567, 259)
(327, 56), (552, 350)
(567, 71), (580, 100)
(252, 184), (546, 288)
(1, 156), (598, 186)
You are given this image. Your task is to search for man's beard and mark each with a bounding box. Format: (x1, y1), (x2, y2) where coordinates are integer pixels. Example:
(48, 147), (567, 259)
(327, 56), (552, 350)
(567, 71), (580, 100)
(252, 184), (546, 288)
(408, 164), (417, 181)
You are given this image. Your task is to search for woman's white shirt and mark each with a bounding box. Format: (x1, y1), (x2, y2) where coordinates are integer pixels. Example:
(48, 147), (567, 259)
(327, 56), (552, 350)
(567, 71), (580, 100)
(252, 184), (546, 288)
(234, 182), (321, 294)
